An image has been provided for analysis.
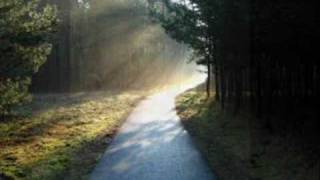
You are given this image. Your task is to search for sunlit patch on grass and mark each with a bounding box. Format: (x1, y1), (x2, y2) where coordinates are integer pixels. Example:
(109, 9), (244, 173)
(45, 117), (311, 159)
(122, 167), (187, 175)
(0, 91), (144, 179)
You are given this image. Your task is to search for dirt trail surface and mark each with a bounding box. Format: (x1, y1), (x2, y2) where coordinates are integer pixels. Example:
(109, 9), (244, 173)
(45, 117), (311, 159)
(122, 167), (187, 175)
(90, 74), (215, 180)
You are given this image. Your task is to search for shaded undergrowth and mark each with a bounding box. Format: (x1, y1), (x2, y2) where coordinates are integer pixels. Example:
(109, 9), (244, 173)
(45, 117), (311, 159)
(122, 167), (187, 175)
(176, 90), (319, 180)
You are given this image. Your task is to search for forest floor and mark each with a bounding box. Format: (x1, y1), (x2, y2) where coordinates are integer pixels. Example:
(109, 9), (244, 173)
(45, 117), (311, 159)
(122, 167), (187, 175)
(0, 91), (145, 180)
(176, 90), (320, 180)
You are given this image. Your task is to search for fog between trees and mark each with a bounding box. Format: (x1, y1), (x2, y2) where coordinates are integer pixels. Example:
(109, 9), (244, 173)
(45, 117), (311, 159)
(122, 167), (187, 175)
(32, 0), (197, 92)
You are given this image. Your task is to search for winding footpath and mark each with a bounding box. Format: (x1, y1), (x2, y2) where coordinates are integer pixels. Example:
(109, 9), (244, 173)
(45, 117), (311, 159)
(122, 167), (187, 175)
(90, 74), (215, 180)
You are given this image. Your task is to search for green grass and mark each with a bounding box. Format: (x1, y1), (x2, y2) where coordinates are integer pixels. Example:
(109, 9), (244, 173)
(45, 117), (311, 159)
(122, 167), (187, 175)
(0, 91), (144, 180)
(175, 90), (319, 180)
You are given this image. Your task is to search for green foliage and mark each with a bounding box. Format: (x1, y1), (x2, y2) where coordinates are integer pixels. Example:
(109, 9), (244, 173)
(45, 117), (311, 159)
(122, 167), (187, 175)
(152, 1), (203, 61)
(152, 0), (223, 62)
(0, 0), (57, 115)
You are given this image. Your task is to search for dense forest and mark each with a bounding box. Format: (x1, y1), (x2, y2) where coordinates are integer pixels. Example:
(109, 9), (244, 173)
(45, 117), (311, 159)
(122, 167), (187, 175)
(153, 0), (319, 132)
(155, 0), (319, 179)
(32, 0), (194, 92)
(2, 0), (195, 114)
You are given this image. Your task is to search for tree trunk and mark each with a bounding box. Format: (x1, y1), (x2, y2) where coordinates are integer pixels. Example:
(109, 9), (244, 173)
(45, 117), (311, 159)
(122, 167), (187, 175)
(206, 57), (211, 98)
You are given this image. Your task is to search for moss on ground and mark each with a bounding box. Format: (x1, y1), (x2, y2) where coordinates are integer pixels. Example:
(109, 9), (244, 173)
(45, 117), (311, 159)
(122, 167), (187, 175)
(176, 91), (319, 180)
(0, 91), (144, 180)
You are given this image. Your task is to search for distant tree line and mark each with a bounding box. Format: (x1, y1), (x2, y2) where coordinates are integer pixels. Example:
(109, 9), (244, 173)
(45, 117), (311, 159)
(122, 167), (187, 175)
(155, 0), (319, 127)
(32, 0), (192, 92)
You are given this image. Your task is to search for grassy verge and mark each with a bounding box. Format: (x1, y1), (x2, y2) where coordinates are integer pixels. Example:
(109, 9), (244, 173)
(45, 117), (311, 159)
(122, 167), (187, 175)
(0, 91), (144, 180)
(176, 90), (319, 180)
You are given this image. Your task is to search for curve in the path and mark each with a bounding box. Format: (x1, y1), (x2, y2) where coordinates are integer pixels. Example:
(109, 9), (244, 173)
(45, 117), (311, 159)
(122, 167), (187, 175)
(90, 74), (215, 180)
